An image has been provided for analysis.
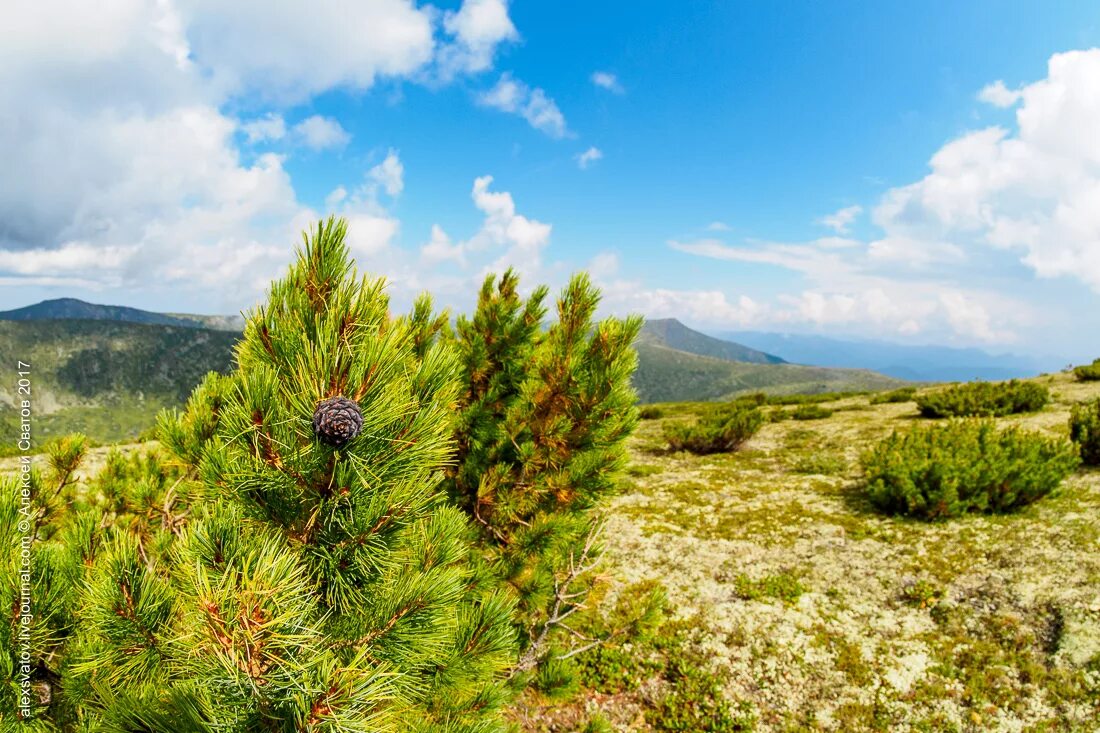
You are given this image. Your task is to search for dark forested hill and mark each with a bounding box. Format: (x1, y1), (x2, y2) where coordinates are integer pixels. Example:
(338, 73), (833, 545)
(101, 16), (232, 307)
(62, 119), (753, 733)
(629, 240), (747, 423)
(0, 320), (236, 445)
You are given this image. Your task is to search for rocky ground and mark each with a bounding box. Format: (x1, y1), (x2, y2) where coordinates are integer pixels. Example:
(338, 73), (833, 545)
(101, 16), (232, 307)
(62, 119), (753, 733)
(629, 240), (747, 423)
(534, 372), (1100, 732)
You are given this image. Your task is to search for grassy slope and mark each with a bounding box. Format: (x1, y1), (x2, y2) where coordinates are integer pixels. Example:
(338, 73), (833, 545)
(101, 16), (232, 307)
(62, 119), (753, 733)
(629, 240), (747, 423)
(520, 371), (1100, 731)
(633, 342), (906, 403)
(638, 319), (784, 365)
(0, 320), (236, 447)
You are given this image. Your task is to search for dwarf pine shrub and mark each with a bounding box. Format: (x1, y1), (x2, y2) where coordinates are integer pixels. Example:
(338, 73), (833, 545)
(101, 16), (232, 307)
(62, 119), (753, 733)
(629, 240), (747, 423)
(2, 219), (519, 731)
(862, 420), (1079, 519)
(915, 379), (1049, 418)
(1069, 399), (1100, 466)
(870, 387), (917, 404)
(442, 269), (642, 676)
(664, 404), (765, 454)
(790, 404), (833, 421)
(1073, 359), (1100, 381)
(639, 405), (665, 419)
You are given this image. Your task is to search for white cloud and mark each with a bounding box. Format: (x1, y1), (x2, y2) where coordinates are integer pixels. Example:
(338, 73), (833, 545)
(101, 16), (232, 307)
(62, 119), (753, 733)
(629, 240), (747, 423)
(478, 73), (568, 138)
(873, 48), (1100, 292)
(707, 221), (731, 232)
(242, 113), (286, 143)
(421, 225), (464, 265)
(576, 146), (603, 169)
(175, 0), (437, 102)
(938, 291), (1003, 342)
(291, 115), (350, 150)
(587, 252), (619, 278)
(324, 186), (348, 210)
(599, 282), (764, 328)
(978, 80), (1023, 108)
(343, 213), (399, 258)
(818, 204), (862, 234)
(368, 150), (404, 197)
(0, 0), (521, 311)
(591, 71), (623, 94)
(438, 0), (518, 78)
(667, 236), (1026, 343)
(419, 175), (551, 280)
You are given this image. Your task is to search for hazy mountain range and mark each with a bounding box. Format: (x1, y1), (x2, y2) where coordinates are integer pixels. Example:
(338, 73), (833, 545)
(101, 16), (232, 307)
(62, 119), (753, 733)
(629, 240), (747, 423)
(722, 331), (1060, 382)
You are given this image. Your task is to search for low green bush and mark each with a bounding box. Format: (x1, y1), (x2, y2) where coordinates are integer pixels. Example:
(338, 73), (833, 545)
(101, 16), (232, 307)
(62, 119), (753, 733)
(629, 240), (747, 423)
(766, 391), (863, 406)
(790, 404), (833, 421)
(915, 380), (1049, 418)
(1073, 359), (1100, 382)
(731, 392), (768, 407)
(789, 453), (847, 476)
(664, 405), (765, 454)
(639, 405), (665, 419)
(861, 420), (1079, 519)
(1069, 399), (1100, 466)
(871, 387), (917, 404)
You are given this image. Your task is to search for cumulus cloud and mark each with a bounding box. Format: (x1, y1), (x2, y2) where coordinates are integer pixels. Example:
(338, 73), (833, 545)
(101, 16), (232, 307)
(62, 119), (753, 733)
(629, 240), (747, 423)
(291, 115), (350, 150)
(478, 73), (568, 138)
(576, 146), (603, 169)
(591, 71), (624, 94)
(818, 205), (862, 234)
(175, 0), (437, 102)
(977, 80), (1023, 108)
(419, 175), (551, 280)
(0, 0), (522, 312)
(368, 150), (405, 197)
(438, 0), (518, 78)
(242, 113), (287, 143)
(875, 49), (1100, 292)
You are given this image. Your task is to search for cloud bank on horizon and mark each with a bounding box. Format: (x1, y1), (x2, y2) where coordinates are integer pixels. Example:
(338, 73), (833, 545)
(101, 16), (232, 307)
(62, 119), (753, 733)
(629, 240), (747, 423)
(0, 1), (1098, 359)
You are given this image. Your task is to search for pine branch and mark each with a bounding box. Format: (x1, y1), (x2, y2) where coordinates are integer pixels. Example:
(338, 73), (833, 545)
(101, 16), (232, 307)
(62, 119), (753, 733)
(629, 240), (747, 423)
(512, 529), (600, 674)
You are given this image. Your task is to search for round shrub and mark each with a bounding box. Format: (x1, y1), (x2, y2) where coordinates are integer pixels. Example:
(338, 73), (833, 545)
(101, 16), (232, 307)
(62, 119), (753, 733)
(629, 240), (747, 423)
(664, 405), (765, 454)
(861, 419), (1079, 519)
(870, 387), (917, 404)
(1073, 359), (1100, 382)
(639, 405), (665, 420)
(1069, 399), (1100, 466)
(915, 379), (1049, 418)
(790, 404), (833, 421)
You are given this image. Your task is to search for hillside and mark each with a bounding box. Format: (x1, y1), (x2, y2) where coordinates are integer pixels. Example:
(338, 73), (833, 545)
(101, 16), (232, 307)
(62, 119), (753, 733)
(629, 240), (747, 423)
(0, 320), (236, 445)
(640, 318), (783, 365)
(632, 342), (904, 403)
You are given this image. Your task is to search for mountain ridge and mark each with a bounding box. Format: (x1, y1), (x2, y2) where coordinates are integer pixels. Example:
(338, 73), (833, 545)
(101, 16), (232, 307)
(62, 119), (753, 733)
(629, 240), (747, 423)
(722, 330), (1059, 382)
(639, 318), (783, 365)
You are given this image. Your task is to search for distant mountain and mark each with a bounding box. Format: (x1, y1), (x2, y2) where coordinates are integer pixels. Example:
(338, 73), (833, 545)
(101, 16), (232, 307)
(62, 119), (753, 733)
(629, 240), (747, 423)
(0, 297), (208, 328)
(721, 331), (1056, 382)
(633, 342), (904, 403)
(640, 319), (784, 365)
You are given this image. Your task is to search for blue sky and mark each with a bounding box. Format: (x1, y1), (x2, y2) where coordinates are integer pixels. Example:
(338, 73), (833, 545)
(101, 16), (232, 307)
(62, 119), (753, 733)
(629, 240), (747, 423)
(2, 1), (1099, 361)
